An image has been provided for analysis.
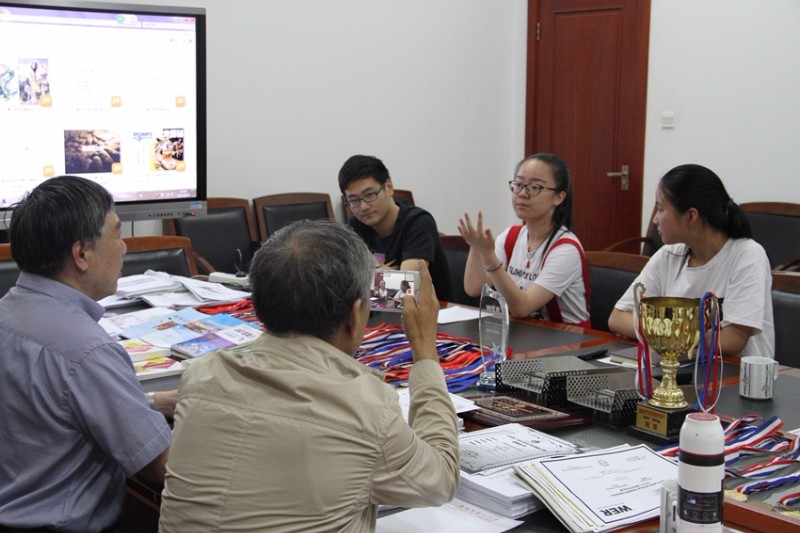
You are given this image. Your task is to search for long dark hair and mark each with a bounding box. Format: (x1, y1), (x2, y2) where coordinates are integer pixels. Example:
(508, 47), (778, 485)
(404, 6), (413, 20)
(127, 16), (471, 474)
(515, 152), (573, 251)
(659, 164), (751, 239)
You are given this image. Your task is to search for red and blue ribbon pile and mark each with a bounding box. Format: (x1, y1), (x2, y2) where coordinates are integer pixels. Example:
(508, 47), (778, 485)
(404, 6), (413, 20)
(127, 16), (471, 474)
(355, 323), (499, 392)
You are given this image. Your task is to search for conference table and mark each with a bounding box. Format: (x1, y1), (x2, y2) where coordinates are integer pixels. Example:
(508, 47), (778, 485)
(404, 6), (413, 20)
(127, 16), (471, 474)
(371, 306), (800, 532)
(126, 304), (800, 533)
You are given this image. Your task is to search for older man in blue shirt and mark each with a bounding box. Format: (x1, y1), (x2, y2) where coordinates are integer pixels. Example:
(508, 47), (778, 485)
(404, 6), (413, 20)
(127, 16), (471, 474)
(0, 176), (173, 533)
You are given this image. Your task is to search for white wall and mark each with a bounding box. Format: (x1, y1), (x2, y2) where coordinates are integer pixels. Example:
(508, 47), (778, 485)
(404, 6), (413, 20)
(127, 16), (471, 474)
(643, 0), (800, 231)
(122, 0), (528, 237)
(93, 0), (800, 239)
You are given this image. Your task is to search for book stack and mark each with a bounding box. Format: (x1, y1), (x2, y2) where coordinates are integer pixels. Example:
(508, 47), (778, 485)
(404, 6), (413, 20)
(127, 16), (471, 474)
(456, 424), (581, 519)
(170, 323), (262, 358)
(112, 308), (262, 383)
(133, 356), (185, 381)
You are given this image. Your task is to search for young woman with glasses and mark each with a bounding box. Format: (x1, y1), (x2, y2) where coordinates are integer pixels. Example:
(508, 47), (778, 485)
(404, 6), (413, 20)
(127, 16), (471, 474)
(458, 153), (590, 325)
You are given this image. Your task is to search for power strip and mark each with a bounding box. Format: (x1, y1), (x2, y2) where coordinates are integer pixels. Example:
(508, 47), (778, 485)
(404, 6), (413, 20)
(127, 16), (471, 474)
(208, 272), (250, 287)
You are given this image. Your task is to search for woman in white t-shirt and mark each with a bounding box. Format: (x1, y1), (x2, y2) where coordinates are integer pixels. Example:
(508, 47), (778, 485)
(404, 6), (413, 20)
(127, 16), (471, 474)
(458, 153), (590, 325)
(609, 164), (774, 358)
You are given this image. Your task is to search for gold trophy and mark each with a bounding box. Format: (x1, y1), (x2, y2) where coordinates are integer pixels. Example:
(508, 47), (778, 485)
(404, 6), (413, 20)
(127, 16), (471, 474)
(631, 283), (700, 443)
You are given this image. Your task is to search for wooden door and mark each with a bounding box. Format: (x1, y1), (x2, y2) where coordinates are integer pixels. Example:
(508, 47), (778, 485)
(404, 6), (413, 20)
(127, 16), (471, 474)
(526, 0), (650, 251)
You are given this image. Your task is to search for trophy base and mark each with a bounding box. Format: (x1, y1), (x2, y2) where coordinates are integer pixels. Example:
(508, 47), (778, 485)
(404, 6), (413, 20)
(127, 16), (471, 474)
(628, 400), (693, 445)
(476, 371), (498, 393)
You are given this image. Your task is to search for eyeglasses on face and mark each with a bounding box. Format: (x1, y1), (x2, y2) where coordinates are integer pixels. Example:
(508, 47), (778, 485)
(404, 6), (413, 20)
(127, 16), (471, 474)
(345, 184), (386, 209)
(508, 180), (559, 197)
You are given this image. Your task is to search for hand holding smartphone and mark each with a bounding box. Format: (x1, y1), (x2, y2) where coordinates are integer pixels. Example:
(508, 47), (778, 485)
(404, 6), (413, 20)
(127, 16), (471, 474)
(370, 269), (421, 312)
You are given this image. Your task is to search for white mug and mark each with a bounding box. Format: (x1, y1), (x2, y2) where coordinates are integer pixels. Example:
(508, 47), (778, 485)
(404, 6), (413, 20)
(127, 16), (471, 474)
(739, 356), (779, 400)
(659, 479), (678, 533)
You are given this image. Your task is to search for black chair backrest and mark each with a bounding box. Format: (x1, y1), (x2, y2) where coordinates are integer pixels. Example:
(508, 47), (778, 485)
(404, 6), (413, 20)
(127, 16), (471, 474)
(772, 272), (800, 367)
(642, 221), (664, 257)
(439, 235), (480, 307)
(603, 206), (663, 256)
(741, 203), (800, 270)
(122, 237), (197, 278)
(262, 203), (329, 236)
(253, 193), (335, 241)
(0, 244), (19, 298)
(585, 251), (649, 331)
(122, 249), (192, 278)
(171, 206), (255, 273)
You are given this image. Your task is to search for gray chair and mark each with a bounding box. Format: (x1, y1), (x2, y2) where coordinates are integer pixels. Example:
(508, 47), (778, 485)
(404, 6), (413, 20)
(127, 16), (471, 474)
(122, 236), (199, 278)
(585, 251), (649, 331)
(0, 243), (20, 298)
(602, 206), (663, 256)
(772, 271), (800, 367)
(164, 197), (258, 274)
(253, 193), (335, 241)
(439, 235), (480, 307)
(741, 202), (800, 270)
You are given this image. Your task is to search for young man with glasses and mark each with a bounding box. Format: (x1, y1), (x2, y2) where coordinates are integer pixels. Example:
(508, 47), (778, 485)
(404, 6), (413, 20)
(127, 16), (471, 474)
(338, 154), (453, 302)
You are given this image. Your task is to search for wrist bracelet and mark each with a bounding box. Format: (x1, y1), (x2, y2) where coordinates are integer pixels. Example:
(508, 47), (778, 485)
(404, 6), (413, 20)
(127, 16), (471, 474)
(146, 391), (156, 410)
(484, 259), (503, 273)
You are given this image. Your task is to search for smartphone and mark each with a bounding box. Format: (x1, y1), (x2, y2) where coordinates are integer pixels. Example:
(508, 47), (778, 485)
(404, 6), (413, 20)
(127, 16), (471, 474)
(370, 269), (421, 312)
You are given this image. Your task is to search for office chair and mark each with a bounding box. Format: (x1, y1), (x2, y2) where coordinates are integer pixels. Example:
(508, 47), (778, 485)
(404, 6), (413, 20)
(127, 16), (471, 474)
(342, 188), (416, 221)
(164, 197), (259, 274)
(0, 243), (20, 298)
(772, 271), (800, 367)
(253, 192), (335, 241)
(122, 236), (199, 278)
(585, 251), (650, 331)
(741, 202), (800, 270)
(602, 206), (663, 256)
(439, 235), (480, 307)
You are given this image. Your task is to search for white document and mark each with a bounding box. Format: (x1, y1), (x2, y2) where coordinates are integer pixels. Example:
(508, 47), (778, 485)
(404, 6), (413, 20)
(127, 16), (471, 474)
(395, 387), (476, 423)
(177, 275), (250, 302)
(139, 290), (208, 308)
(115, 272), (183, 297)
(514, 444), (678, 532)
(437, 305), (481, 324)
(459, 423), (580, 474)
(376, 498), (522, 533)
(99, 306), (173, 338)
(458, 466), (543, 518)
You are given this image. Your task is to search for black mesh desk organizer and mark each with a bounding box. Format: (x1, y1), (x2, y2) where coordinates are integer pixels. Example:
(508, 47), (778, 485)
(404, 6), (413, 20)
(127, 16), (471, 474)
(565, 370), (640, 428)
(496, 356), (638, 427)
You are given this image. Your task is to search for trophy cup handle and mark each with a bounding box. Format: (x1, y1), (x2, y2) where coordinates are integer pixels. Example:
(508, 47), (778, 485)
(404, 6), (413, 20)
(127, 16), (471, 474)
(633, 282), (646, 312)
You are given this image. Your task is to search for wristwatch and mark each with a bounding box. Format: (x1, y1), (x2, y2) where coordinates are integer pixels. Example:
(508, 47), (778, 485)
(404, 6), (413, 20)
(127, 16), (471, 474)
(145, 391), (157, 410)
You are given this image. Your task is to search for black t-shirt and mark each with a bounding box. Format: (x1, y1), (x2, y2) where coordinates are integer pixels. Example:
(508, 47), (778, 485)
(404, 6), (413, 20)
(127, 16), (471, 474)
(349, 203), (453, 302)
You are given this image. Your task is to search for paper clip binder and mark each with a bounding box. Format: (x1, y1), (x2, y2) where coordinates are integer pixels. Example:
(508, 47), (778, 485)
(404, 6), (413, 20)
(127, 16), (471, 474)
(565, 369), (640, 427)
(496, 355), (628, 408)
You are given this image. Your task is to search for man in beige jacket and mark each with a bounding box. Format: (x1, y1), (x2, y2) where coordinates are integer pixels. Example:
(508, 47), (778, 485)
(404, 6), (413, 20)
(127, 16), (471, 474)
(159, 219), (460, 532)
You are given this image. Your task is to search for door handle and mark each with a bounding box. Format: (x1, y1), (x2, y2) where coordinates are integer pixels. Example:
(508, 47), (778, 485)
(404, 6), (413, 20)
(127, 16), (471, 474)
(607, 165), (629, 191)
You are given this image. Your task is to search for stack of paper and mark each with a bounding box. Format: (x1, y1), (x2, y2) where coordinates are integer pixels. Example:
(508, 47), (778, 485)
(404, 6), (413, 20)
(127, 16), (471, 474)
(117, 338), (171, 362)
(456, 424), (581, 519)
(133, 356), (185, 381)
(513, 444), (678, 532)
(376, 497), (522, 532)
(115, 273), (183, 298)
(459, 468), (542, 519)
(100, 271), (250, 309)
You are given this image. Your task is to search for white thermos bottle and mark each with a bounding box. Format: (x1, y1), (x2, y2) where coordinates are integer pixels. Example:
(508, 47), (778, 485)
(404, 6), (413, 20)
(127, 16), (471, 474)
(677, 413), (725, 532)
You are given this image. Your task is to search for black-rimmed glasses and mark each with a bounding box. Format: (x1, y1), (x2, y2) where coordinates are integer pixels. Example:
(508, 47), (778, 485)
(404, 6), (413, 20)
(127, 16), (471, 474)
(508, 180), (559, 197)
(345, 184), (386, 209)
